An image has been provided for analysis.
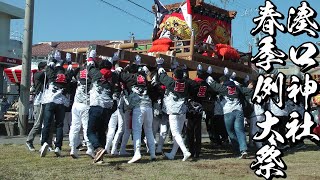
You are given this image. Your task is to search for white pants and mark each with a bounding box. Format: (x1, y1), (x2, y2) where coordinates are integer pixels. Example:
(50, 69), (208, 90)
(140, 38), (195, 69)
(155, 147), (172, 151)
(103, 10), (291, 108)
(110, 109), (130, 154)
(119, 110), (132, 153)
(249, 115), (265, 149)
(69, 102), (92, 150)
(153, 114), (168, 152)
(132, 106), (155, 157)
(168, 114), (188, 156)
(105, 110), (119, 152)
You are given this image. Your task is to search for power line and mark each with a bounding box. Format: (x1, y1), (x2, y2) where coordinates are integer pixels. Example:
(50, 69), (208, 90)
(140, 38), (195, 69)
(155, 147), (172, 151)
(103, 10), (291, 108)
(126, 0), (154, 14)
(99, 0), (153, 26)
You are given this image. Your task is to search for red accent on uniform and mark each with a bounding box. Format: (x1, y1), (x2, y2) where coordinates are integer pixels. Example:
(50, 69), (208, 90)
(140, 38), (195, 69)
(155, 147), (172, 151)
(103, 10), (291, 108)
(194, 77), (204, 83)
(174, 81), (185, 92)
(137, 75), (146, 86)
(227, 86), (236, 95)
(160, 85), (166, 91)
(87, 57), (95, 62)
(79, 69), (87, 79)
(197, 86), (207, 97)
(55, 74), (66, 83)
(100, 68), (112, 79)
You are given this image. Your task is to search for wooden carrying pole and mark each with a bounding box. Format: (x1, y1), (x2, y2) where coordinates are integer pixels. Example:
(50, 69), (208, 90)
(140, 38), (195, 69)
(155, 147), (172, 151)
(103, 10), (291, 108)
(109, 43), (137, 49)
(63, 43), (138, 53)
(63, 48), (88, 53)
(89, 44), (254, 80)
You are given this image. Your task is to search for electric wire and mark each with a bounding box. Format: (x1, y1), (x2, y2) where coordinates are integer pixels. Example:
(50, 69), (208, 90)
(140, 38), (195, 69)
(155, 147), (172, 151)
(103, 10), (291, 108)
(98, 0), (153, 26)
(126, 0), (154, 14)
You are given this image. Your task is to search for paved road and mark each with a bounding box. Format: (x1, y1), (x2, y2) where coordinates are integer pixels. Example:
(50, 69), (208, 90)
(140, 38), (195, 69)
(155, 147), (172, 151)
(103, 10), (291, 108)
(0, 135), (40, 145)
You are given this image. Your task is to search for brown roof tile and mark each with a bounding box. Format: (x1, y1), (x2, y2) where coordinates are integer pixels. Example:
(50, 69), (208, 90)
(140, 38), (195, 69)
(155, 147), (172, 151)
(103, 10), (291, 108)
(134, 39), (153, 44)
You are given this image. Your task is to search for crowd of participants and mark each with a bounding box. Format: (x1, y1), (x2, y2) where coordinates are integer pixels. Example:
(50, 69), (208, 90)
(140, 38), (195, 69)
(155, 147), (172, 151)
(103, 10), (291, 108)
(24, 50), (319, 164)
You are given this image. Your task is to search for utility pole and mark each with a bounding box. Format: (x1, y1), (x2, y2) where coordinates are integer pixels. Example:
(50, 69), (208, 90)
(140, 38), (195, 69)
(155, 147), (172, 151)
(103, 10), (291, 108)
(18, 0), (34, 135)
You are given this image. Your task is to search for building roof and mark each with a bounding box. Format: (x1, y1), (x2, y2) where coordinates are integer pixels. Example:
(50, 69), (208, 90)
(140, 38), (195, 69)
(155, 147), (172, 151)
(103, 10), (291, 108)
(0, 2), (24, 19)
(32, 39), (152, 57)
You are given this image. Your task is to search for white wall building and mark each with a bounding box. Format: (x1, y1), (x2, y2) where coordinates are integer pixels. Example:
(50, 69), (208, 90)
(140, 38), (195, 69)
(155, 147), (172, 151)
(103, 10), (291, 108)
(0, 2), (24, 94)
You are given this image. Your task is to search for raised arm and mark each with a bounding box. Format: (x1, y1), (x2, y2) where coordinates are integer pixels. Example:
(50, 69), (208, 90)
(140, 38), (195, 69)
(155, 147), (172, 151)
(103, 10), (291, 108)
(158, 71), (175, 88)
(88, 65), (102, 82)
(206, 76), (228, 95)
(239, 86), (254, 99)
(119, 72), (137, 88)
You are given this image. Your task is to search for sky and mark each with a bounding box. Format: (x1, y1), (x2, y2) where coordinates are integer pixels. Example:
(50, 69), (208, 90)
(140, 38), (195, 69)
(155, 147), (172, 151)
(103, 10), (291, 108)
(2, 0), (320, 53)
